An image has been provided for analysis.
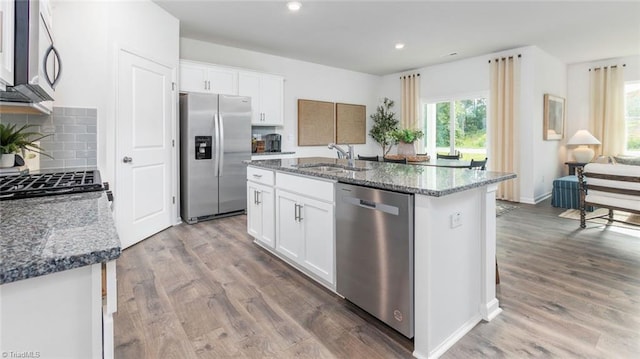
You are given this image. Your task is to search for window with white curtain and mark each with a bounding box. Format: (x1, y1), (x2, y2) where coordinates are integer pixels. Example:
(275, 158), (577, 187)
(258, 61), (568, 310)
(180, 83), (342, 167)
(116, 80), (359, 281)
(422, 94), (488, 160)
(625, 81), (640, 155)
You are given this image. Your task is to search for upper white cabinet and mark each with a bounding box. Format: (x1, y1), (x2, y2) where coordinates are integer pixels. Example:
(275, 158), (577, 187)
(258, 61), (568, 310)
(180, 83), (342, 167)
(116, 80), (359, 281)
(179, 60), (238, 95)
(238, 71), (284, 126)
(0, 0), (15, 89)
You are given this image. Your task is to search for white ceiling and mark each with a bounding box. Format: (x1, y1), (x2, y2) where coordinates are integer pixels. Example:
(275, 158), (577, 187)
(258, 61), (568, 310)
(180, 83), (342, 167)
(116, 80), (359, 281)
(154, 0), (640, 76)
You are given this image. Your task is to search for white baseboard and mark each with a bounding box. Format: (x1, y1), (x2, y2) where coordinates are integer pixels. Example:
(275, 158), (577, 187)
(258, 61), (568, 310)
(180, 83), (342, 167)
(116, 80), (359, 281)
(413, 314), (483, 359)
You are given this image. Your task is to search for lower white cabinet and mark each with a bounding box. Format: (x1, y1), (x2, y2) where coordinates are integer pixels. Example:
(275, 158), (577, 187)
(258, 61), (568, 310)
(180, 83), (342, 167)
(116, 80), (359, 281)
(275, 188), (335, 285)
(247, 181), (275, 248)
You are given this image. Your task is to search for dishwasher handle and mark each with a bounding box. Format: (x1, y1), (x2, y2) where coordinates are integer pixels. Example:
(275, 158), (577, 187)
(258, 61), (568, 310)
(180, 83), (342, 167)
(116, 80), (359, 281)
(343, 196), (400, 216)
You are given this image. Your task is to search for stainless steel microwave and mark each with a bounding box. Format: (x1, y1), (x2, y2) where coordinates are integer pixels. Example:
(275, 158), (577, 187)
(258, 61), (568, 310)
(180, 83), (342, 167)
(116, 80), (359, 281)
(0, 0), (61, 113)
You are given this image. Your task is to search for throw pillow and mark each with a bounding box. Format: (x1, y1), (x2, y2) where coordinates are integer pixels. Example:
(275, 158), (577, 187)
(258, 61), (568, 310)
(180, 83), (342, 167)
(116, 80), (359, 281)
(613, 155), (640, 166)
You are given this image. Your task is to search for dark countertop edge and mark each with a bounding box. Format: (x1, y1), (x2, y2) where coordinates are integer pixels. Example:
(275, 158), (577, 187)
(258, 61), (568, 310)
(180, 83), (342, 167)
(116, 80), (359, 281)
(245, 161), (517, 197)
(0, 247), (121, 285)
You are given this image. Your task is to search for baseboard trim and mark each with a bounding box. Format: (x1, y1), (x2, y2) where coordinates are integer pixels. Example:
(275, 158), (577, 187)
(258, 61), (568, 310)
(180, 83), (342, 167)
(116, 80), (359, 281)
(413, 314), (482, 359)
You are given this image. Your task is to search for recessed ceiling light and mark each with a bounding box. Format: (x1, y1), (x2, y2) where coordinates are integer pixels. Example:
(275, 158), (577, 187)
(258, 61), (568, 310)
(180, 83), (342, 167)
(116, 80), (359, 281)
(287, 2), (302, 12)
(395, 43), (405, 50)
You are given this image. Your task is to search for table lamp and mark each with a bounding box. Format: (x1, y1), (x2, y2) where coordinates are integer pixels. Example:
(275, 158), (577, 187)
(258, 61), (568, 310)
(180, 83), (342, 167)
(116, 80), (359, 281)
(566, 130), (601, 163)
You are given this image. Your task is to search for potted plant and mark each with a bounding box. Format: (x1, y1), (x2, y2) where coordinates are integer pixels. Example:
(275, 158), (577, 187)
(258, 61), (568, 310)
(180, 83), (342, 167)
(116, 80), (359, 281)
(0, 123), (52, 168)
(369, 98), (399, 157)
(390, 128), (424, 157)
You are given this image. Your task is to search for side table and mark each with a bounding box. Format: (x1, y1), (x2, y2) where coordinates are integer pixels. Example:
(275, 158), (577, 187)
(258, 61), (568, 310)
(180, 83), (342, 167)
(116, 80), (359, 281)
(564, 161), (588, 176)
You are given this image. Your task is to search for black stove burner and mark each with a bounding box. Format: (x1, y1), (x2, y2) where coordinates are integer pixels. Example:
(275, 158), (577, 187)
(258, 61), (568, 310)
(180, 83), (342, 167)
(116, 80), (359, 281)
(0, 170), (106, 201)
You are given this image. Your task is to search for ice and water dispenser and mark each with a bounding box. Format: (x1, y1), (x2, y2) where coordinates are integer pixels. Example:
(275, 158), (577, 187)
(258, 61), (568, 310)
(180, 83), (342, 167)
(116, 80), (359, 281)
(195, 136), (212, 160)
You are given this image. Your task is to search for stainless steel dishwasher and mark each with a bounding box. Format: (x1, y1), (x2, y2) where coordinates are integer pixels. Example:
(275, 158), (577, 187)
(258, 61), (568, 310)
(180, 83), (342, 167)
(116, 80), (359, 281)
(336, 183), (414, 338)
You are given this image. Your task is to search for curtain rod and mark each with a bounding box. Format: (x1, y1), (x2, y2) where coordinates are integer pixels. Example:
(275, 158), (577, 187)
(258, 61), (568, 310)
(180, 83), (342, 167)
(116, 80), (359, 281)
(488, 54), (522, 63)
(589, 64), (626, 71)
(399, 74), (420, 79)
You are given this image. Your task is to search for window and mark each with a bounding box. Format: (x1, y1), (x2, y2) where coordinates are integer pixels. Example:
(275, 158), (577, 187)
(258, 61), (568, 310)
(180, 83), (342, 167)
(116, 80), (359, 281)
(625, 81), (640, 154)
(422, 96), (487, 160)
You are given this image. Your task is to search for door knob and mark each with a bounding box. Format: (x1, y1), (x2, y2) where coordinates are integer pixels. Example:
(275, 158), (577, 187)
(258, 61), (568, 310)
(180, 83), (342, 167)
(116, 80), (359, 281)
(122, 156), (133, 163)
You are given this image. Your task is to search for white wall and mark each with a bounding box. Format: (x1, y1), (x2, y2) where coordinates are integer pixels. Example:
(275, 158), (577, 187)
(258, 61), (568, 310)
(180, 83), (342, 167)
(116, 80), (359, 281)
(53, 0), (180, 223)
(51, 0), (109, 171)
(379, 46), (567, 204)
(566, 54), (640, 155)
(52, 0), (179, 184)
(180, 38), (381, 157)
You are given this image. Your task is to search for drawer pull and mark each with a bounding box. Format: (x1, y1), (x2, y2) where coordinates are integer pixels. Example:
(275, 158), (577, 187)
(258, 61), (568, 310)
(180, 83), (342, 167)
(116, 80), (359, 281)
(253, 174), (263, 178)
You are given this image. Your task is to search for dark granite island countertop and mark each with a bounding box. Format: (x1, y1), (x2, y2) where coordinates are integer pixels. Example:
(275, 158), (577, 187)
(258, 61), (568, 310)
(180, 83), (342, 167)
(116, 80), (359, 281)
(245, 156), (516, 196)
(0, 191), (121, 284)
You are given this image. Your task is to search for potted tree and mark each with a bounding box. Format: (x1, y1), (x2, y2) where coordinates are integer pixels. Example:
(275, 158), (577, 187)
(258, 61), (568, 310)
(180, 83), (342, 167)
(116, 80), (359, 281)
(0, 123), (52, 168)
(390, 128), (424, 157)
(369, 98), (399, 157)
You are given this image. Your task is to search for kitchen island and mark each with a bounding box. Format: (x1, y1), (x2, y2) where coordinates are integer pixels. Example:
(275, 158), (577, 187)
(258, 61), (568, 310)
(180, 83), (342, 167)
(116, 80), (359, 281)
(0, 191), (121, 359)
(245, 157), (516, 359)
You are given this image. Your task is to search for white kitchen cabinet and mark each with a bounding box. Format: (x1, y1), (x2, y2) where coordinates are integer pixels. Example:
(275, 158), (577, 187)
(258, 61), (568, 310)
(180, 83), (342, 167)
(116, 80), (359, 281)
(275, 173), (335, 285)
(246, 167), (275, 249)
(238, 71), (284, 126)
(179, 60), (238, 95)
(0, 0), (15, 89)
(247, 181), (275, 248)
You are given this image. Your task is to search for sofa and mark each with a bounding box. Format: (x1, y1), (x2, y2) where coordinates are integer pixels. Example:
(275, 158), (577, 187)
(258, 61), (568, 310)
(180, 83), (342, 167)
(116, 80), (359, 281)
(577, 162), (640, 228)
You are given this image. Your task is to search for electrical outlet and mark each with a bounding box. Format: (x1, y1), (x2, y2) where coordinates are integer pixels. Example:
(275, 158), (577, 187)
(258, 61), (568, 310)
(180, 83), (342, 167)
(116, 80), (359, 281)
(450, 212), (462, 228)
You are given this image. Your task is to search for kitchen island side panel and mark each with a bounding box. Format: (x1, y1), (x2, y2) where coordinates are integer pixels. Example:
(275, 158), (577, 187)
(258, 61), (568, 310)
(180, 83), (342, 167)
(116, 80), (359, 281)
(413, 186), (498, 359)
(0, 264), (103, 358)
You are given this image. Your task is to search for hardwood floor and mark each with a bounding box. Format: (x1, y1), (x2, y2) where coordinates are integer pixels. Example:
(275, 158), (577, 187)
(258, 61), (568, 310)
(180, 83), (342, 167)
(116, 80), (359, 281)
(114, 201), (640, 358)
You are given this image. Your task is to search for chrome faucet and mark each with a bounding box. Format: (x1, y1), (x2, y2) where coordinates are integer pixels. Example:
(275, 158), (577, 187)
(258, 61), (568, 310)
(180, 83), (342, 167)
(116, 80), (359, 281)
(328, 143), (354, 166)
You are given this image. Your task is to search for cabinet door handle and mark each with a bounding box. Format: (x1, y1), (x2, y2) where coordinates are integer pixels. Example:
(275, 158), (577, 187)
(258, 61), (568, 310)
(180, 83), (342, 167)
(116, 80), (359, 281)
(256, 191), (261, 205)
(253, 190), (257, 205)
(298, 204), (303, 222)
(204, 80), (207, 90)
(294, 203), (299, 222)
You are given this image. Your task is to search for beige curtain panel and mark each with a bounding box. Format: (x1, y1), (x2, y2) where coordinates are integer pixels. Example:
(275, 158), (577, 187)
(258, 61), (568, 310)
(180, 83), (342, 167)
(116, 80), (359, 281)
(590, 66), (625, 157)
(489, 55), (521, 202)
(400, 74), (420, 129)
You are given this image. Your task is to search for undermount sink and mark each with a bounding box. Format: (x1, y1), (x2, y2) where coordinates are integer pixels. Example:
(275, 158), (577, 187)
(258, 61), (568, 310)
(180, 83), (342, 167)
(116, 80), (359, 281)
(298, 163), (369, 173)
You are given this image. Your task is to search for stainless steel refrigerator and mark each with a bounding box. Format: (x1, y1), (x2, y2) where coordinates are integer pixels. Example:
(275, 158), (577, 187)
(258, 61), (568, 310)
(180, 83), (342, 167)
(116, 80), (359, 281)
(180, 93), (252, 224)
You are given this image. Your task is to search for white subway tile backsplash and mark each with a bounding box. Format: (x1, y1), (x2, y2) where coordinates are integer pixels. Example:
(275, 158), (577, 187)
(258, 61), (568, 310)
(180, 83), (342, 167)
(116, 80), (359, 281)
(76, 134), (96, 142)
(54, 134), (76, 142)
(64, 159), (88, 168)
(64, 125), (86, 133)
(64, 142), (87, 150)
(64, 108), (87, 116)
(1, 106), (99, 170)
(52, 150), (77, 160)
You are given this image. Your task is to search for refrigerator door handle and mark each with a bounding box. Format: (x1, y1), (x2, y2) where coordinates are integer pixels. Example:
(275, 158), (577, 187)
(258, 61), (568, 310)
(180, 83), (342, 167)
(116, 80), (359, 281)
(213, 113), (220, 177)
(218, 113), (225, 176)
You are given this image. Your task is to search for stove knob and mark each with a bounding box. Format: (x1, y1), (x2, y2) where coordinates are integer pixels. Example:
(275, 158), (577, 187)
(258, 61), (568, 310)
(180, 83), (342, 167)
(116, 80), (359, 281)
(103, 182), (109, 190)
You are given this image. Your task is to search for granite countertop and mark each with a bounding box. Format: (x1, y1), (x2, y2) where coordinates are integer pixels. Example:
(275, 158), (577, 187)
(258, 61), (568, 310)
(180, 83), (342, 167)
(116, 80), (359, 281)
(0, 191), (121, 285)
(251, 151), (296, 156)
(245, 156), (517, 197)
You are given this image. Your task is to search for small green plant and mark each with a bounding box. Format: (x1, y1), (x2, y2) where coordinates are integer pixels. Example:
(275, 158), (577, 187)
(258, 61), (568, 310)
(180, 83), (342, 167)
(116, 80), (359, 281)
(0, 123), (52, 158)
(390, 128), (424, 144)
(369, 98), (399, 156)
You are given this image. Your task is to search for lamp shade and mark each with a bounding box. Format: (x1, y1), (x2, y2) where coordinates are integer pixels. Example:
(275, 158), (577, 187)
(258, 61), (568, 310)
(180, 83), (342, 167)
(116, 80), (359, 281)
(566, 130), (601, 146)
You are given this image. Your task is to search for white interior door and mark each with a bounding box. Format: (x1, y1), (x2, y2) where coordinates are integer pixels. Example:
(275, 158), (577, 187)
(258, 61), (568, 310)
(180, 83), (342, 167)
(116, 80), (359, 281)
(116, 50), (174, 248)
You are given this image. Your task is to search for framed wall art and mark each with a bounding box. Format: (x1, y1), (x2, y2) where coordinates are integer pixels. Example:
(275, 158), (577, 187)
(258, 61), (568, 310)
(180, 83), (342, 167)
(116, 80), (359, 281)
(543, 94), (565, 140)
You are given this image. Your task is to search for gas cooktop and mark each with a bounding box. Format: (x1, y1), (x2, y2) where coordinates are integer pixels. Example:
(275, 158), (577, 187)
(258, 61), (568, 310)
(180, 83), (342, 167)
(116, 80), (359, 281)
(0, 170), (108, 201)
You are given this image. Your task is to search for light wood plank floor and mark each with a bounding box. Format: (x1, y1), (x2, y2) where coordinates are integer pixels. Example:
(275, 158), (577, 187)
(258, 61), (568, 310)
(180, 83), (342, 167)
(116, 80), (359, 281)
(114, 200), (640, 358)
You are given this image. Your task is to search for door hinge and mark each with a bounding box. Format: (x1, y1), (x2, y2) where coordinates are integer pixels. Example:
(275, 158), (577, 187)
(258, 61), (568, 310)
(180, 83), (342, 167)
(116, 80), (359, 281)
(172, 196), (176, 204)
(172, 82), (176, 91)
